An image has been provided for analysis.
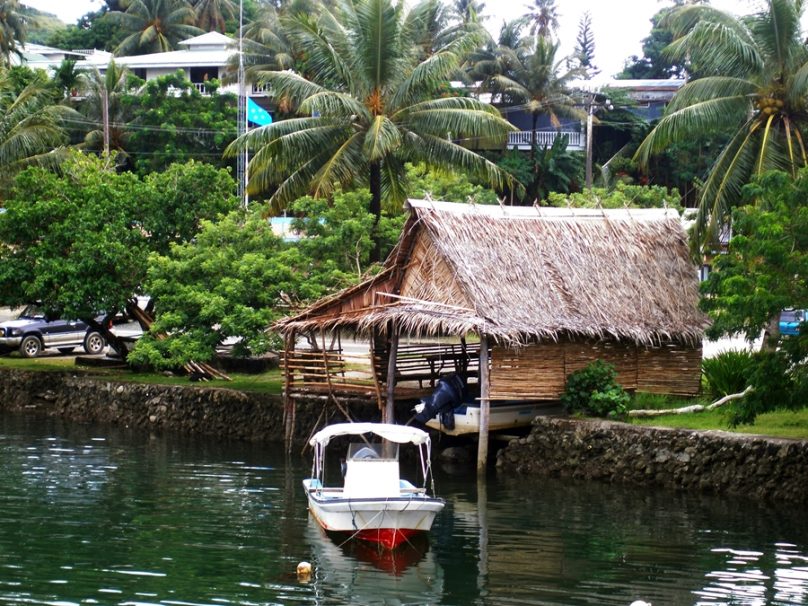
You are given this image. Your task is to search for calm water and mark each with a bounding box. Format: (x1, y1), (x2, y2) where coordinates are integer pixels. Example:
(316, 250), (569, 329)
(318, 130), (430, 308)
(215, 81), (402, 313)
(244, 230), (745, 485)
(1, 411), (807, 606)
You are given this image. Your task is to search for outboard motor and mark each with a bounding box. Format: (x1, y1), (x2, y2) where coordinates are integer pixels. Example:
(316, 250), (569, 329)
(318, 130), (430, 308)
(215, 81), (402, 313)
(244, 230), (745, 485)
(414, 374), (466, 429)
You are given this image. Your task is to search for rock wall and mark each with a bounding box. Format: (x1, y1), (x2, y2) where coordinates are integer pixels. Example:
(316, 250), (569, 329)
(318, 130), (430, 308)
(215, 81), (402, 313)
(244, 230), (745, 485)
(0, 369), (380, 444)
(497, 417), (808, 503)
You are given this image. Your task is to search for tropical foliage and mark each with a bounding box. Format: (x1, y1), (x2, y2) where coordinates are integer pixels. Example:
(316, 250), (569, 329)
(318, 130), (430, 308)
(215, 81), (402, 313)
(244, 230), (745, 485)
(700, 169), (808, 424)
(700, 170), (808, 345)
(636, 0), (808, 251)
(0, 70), (77, 197)
(131, 191), (389, 369)
(77, 61), (134, 158)
(0, 0), (25, 67)
(190, 0), (237, 33)
(561, 360), (629, 418)
(0, 152), (239, 346)
(107, 0), (202, 56)
(123, 71), (238, 174)
(475, 27), (585, 200)
(227, 0), (515, 260)
(521, 0), (559, 39)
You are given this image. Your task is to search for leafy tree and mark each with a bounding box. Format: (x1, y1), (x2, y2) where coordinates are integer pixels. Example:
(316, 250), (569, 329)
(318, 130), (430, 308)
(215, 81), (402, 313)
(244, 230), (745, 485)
(228, 0), (514, 261)
(618, 6), (686, 80)
(0, 0), (26, 67)
(0, 152), (240, 357)
(0, 70), (77, 198)
(124, 71), (237, 174)
(107, 0), (202, 56)
(130, 192), (383, 369)
(51, 59), (83, 101)
(0, 153), (150, 328)
(405, 161), (498, 203)
(570, 11), (597, 78)
(700, 170), (808, 345)
(289, 191), (404, 282)
(129, 208), (290, 367)
(636, 0), (808, 252)
(45, 8), (126, 53)
(700, 171), (808, 425)
(141, 160), (240, 255)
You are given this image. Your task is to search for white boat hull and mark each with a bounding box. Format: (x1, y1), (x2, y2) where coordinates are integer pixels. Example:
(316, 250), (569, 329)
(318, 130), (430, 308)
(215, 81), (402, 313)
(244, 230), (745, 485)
(303, 479), (444, 549)
(425, 402), (543, 436)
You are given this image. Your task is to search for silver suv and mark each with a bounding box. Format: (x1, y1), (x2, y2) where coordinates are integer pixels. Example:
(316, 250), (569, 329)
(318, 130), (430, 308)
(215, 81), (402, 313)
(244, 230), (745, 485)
(0, 305), (106, 358)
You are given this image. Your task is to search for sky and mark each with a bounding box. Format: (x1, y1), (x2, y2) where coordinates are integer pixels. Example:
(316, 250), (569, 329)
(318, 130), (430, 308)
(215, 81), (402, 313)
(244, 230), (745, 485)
(23, 0), (759, 78)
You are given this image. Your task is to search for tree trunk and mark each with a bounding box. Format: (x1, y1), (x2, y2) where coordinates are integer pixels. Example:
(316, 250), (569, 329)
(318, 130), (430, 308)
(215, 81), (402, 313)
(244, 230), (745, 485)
(369, 162), (382, 263)
(530, 113), (540, 203)
(761, 313), (781, 352)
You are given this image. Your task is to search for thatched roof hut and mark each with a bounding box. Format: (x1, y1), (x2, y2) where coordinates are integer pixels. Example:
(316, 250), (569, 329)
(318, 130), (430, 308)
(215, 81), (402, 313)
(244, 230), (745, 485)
(278, 200), (707, 456)
(279, 200), (706, 346)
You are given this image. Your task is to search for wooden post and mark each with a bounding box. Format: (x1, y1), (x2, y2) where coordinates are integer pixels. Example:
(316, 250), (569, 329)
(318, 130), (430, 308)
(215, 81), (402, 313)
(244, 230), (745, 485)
(283, 330), (296, 452)
(477, 334), (490, 475)
(385, 327), (399, 424)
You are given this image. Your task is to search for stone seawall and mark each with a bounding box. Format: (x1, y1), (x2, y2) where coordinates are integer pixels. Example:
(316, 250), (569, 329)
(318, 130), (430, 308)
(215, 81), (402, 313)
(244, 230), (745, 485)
(0, 369), (378, 443)
(496, 416), (808, 503)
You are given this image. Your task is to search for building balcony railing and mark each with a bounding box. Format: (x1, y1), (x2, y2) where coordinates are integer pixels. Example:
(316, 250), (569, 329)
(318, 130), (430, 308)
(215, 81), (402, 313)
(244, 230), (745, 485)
(507, 130), (584, 151)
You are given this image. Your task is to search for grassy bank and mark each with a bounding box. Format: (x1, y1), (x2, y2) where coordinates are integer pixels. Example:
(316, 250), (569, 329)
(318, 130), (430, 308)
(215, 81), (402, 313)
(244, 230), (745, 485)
(0, 355), (284, 394)
(626, 392), (808, 440)
(629, 408), (808, 440)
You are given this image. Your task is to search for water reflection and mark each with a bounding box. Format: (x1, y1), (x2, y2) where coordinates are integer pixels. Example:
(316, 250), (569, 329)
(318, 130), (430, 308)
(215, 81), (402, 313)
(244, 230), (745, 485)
(306, 519), (444, 605)
(0, 412), (807, 606)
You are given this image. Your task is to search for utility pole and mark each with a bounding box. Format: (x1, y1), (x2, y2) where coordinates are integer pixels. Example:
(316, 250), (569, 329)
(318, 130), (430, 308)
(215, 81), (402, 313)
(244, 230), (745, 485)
(102, 87), (110, 156)
(236, 0), (248, 208)
(584, 93), (612, 189)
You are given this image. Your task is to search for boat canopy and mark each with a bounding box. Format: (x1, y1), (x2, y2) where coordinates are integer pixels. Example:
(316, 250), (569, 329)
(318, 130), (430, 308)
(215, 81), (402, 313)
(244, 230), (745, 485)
(309, 423), (431, 447)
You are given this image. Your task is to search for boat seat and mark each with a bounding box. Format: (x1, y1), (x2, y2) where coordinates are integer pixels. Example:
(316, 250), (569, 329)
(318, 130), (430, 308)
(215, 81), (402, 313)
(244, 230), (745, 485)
(343, 459), (400, 498)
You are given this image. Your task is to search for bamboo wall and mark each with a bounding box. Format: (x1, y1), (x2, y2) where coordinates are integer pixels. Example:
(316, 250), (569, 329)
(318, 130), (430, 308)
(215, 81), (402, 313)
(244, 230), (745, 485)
(284, 341), (480, 401)
(489, 340), (702, 400)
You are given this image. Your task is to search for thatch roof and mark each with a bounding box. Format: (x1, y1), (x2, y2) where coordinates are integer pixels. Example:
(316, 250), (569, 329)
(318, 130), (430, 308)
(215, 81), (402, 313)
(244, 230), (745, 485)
(277, 200), (708, 346)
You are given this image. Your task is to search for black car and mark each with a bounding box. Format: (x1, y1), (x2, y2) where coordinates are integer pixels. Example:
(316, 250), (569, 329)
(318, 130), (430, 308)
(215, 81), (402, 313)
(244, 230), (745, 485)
(0, 305), (106, 358)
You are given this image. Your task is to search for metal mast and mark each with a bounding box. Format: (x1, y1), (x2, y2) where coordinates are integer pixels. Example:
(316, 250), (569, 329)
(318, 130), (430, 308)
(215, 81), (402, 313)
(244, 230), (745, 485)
(236, 0), (248, 207)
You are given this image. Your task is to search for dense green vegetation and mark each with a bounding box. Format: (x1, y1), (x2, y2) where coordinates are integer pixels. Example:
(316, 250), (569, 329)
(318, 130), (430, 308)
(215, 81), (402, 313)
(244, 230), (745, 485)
(0, 0), (806, 437)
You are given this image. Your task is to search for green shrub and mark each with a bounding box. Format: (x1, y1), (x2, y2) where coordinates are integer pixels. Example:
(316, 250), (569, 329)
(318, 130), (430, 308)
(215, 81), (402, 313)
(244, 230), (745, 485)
(702, 350), (756, 400)
(561, 360), (628, 418)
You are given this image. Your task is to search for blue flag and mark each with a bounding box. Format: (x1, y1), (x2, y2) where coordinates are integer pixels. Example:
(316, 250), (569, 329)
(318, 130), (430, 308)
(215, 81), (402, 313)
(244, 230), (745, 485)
(247, 98), (273, 126)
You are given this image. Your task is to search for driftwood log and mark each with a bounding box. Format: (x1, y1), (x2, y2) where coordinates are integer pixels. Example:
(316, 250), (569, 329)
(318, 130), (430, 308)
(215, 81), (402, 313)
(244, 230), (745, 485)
(627, 386), (754, 418)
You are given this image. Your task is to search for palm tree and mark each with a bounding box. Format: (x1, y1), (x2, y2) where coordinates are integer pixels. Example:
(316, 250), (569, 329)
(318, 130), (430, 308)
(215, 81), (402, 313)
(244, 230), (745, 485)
(522, 0), (559, 39)
(480, 33), (585, 195)
(78, 61), (132, 158)
(227, 0), (515, 260)
(0, 72), (77, 197)
(451, 0), (487, 25)
(636, 0), (808, 250)
(107, 0), (202, 56)
(190, 0), (237, 33)
(0, 0), (26, 67)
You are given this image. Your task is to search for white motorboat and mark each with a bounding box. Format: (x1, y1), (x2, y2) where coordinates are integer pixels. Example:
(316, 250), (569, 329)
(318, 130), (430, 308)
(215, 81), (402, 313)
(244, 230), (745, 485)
(414, 399), (544, 436)
(302, 422), (445, 550)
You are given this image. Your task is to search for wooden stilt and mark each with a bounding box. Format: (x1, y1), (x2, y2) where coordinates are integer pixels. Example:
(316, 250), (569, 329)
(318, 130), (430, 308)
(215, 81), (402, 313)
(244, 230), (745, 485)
(283, 331), (296, 452)
(385, 327), (399, 424)
(368, 328), (385, 412)
(477, 334), (490, 475)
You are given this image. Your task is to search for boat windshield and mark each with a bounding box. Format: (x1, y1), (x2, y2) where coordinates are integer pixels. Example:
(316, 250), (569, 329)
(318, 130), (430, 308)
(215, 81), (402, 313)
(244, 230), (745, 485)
(347, 442), (398, 461)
